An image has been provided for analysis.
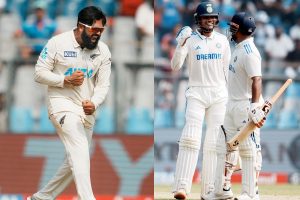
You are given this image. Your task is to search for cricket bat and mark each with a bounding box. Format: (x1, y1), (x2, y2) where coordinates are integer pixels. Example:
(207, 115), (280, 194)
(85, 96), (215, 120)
(227, 79), (293, 151)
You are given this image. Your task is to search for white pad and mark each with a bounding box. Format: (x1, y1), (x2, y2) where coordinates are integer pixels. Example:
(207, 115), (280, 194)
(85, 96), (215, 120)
(173, 96), (205, 194)
(239, 138), (257, 199)
(224, 150), (239, 190)
(201, 150), (217, 195)
(211, 127), (226, 195)
(256, 150), (262, 171)
(214, 125), (240, 196)
(234, 128), (260, 198)
(214, 127), (238, 195)
(173, 137), (201, 194)
(214, 151), (225, 195)
(201, 100), (227, 196)
(241, 156), (257, 198)
(255, 150), (262, 196)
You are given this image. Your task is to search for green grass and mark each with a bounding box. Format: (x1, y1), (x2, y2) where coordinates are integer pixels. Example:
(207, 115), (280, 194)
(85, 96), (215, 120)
(155, 184), (300, 199)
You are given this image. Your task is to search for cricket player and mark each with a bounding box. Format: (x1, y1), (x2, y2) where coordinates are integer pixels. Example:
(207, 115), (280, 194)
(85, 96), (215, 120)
(27, 6), (111, 200)
(203, 12), (265, 200)
(171, 2), (231, 199)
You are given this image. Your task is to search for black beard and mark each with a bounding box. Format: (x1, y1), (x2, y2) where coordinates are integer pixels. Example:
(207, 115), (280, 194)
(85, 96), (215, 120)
(81, 30), (100, 50)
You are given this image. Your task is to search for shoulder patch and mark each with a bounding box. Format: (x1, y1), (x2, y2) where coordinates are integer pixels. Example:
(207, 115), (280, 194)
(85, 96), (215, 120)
(41, 47), (48, 59)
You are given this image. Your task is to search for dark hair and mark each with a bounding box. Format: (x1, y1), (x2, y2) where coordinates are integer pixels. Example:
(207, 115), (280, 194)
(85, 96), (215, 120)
(77, 6), (106, 26)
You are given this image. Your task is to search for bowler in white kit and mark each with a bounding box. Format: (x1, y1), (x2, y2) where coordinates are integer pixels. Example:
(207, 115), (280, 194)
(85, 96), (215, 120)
(171, 1), (231, 199)
(203, 12), (266, 200)
(27, 6), (111, 200)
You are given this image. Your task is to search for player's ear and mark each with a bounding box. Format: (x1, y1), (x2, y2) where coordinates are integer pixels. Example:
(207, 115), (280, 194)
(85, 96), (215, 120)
(77, 23), (84, 31)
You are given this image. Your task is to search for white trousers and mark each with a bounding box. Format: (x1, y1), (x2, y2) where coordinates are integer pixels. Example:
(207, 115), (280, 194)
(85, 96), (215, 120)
(215, 100), (261, 198)
(173, 86), (227, 196)
(33, 112), (95, 200)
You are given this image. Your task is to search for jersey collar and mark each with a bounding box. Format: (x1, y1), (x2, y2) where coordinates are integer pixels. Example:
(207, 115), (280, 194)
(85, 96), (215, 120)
(196, 29), (216, 40)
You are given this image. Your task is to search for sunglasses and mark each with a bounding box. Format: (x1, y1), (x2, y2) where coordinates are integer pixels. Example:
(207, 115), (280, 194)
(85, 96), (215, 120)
(79, 22), (105, 33)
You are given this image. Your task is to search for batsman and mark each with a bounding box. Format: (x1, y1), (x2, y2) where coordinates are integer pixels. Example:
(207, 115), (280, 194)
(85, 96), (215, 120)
(203, 12), (266, 200)
(171, 1), (231, 199)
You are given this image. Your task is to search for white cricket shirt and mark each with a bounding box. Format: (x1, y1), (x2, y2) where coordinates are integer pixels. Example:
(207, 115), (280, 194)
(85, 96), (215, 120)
(34, 30), (111, 124)
(228, 37), (262, 100)
(171, 30), (231, 87)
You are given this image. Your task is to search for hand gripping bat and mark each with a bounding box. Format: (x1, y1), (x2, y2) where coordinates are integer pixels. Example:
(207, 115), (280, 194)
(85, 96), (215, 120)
(227, 79), (293, 151)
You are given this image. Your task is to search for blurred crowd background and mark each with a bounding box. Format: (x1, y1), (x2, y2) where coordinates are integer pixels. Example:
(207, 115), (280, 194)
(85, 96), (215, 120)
(0, 0), (154, 135)
(154, 0), (300, 130)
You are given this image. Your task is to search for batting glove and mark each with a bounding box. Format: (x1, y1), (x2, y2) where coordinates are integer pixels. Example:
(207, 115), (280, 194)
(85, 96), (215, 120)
(249, 103), (266, 127)
(176, 26), (192, 46)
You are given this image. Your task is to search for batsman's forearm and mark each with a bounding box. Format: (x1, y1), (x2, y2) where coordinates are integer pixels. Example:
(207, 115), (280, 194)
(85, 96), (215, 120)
(251, 76), (262, 103)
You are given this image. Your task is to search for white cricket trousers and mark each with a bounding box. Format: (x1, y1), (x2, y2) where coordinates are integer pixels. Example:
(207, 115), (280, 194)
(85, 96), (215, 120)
(173, 86), (227, 196)
(214, 100), (261, 198)
(33, 112), (96, 200)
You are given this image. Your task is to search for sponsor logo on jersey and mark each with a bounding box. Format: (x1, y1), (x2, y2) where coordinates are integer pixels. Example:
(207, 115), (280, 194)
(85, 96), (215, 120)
(64, 67), (93, 78)
(195, 46), (201, 50)
(229, 64), (235, 73)
(41, 47), (48, 60)
(216, 43), (222, 48)
(64, 51), (77, 57)
(196, 53), (221, 60)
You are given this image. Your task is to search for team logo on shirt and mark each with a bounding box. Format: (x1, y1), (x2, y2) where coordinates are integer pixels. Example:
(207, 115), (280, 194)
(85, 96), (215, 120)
(216, 43), (221, 48)
(64, 51), (77, 57)
(41, 47), (48, 60)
